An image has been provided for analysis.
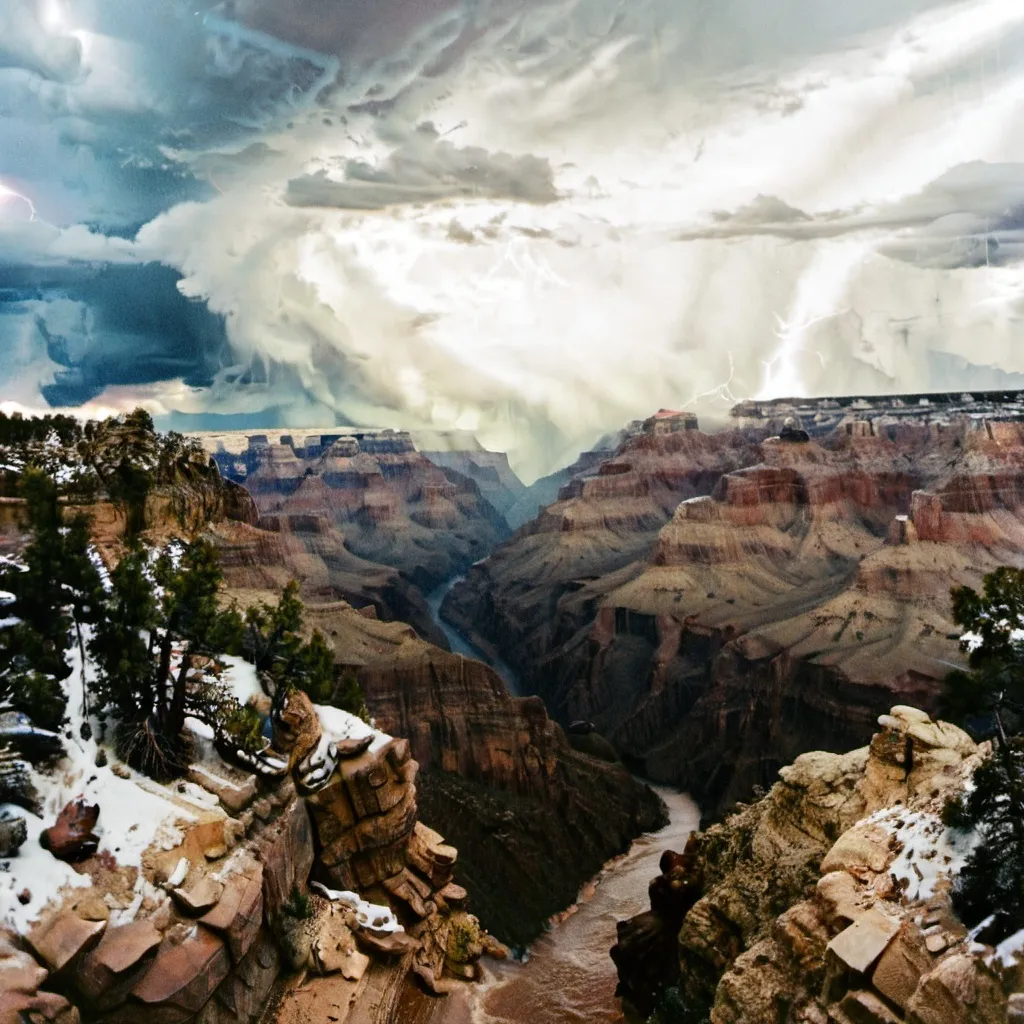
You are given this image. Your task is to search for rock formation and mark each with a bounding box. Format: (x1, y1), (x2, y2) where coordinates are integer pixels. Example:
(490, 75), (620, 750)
(210, 432), (509, 594)
(207, 483), (666, 948)
(446, 416), (1024, 817)
(1, 672), (503, 1023)
(613, 706), (1013, 1024)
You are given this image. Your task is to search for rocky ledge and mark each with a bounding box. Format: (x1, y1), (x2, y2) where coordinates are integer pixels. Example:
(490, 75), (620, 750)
(613, 706), (1018, 1024)
(0, 685), (505, 1024)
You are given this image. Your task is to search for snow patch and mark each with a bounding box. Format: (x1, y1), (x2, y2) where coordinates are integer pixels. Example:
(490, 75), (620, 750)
(310, 880), (404, 934)
(315, 703), (389, 754)
(866, 807), (978, 902)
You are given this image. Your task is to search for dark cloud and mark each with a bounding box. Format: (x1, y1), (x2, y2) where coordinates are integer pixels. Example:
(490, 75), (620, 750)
(0, 262), (230, 405)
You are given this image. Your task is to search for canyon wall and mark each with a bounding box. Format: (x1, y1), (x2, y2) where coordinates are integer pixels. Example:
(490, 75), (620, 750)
(445, 417), (1024, 817)
(212, 432), (509, 593)
(211, 517), (666, 949)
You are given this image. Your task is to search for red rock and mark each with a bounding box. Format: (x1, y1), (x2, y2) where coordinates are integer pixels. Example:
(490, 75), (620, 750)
(27, 912), (106, 972)
(39, 800), (99, 862)
(200, 865), (264, 962)
(130, 926), (230, 1021)
(73, 920), (162, 1009)
(0, 989), (80, 1024)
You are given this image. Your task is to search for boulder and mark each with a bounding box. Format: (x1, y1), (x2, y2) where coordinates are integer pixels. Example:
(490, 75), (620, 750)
(39, 799), (99, 862)
(27, 912), (106, 973)
(870, 922), (931, 1011)
(131, 926), (231, 1022)
(187, 764), (257, 814)
(200, 864), (264, 962)
(819, 822), (893, 879)
(0, 988), (80, 1024)
(0, 930), (48, 995)
(839, 989), (902, 1024)
(171, 874), (224, 915)
(73, 920), (162, 1009)
(826, 908), (900, 975)
(311, 907), (369, 980)
(905, 953), (1006, 1024)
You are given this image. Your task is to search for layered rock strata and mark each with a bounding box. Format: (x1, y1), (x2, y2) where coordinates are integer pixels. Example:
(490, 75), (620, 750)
(212, 508), (667, 948)
(212, 433), (509, 593)
(447, 419), (1024, 816)
(613, 706), (1013, 1023)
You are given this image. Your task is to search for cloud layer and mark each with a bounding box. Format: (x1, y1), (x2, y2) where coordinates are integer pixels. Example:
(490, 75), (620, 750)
(4, 0), (1024, 477)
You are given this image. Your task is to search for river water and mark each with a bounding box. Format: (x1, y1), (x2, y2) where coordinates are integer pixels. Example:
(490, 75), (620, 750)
(413, 580), (699, 1023)
(428, 788), (700, 1024)
(426, 575), (521, 696)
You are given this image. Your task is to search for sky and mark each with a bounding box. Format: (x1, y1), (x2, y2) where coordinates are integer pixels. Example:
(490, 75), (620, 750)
(3, 0), (1024, 478)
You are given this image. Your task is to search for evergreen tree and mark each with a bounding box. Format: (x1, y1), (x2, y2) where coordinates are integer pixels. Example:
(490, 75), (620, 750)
(0, 469), (103, 730)
(90, 538), (242, 778)
(242, 580), (365, 716)
(943, 567), (1024, 941)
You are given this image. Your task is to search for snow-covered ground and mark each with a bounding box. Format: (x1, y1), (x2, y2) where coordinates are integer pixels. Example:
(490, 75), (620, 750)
(0, 630), (196, 932)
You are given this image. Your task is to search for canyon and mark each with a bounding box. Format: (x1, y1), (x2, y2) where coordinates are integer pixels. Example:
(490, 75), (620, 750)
(6, 391), (1024, 1024)
(445, 395), (1024, 818)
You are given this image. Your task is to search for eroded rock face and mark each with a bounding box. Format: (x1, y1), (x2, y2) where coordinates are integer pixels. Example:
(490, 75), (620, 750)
(5, 688), (505, 1023)
(447, 419), (1024, 817)
(358, 643), (668, 947)
(613, 707), (1013, 1024)
(217, 435), (509, 593)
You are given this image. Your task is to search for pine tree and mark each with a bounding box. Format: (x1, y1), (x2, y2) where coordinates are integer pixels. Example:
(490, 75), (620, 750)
(0, 469), (102, 730)
(90, 539), (242, 778)
(943, 567), (1024, 941)
(242, 580), (364, 715)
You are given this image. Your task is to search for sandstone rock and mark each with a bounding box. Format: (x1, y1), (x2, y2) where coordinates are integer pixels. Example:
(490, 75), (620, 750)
(39, 799), (99, 862)
(131, 926), (231, 1021)
(820, 822), (894, 878)
(905, 953), (1006, 1024)
(827, 908), (900, 975)
(254, 799), (314, 925)
(870, 922), (931, 1011)
(0, 988), (81, 1024)
(171, 874), (224, 915)
(0, 931), (48, 995)
(838, 989), (902, 1024)
(312, 907), (369, 980)
(816, 871), (867, 926)
(200, 864), (264, 962)
(27, 912), (106, 972)
(73, 920), (162, 1009)
(356, 929), (420, 958)
(1007, 993), (1024, 1023)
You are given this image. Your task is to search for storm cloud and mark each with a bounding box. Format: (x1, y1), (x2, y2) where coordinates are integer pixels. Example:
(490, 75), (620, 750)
(6, 0), (1024, 477)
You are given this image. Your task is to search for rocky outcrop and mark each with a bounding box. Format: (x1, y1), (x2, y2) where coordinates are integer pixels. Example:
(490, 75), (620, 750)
(3, 680), (504, 1024)
(207, 514), (448, 648)
(613, 706), (1018, 1024)
(210, 516), (667, 951)
(447, 419), (1024, 818)
(419, 449), (525, 525)
(357, 644), (667, 947)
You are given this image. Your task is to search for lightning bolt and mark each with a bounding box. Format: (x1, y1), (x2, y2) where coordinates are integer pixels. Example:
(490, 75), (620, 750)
(0, 181), (36, 221)
(682, 350), (744, 408)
